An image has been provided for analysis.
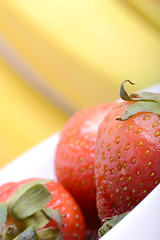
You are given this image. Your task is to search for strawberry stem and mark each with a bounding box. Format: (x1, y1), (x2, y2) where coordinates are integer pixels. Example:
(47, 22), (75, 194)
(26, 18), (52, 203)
(120, 80), (135, 101)
(117, 80), (160, 121)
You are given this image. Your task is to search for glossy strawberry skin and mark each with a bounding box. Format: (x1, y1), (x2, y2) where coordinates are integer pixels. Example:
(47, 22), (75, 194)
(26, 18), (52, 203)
(0, 179), (86, 240)
(95, 101), (160, 222)
(45, 181), (86, 240)
(55, 103), (115, 222)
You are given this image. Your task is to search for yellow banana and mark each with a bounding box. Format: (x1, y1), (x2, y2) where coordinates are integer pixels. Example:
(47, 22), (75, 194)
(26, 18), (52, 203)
(0, 0), (160, 109)
(0, 57), (69, 167)
(0, 0), (160, 165)
(123, 0), (160, 33)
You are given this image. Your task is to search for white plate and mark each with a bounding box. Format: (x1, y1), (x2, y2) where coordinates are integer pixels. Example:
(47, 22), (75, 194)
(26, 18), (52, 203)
(0, 83), (160, 240)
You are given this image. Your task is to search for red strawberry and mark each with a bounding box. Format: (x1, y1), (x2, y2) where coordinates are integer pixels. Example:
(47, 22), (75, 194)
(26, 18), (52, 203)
(95, 80), (160, 222)
(0, 179), (86, 240)
(55, 102), (116, 227)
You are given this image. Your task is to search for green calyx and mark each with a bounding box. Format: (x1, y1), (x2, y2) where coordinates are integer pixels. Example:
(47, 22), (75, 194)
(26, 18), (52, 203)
(117, 80), (160, 121)
(37, 228), (62, 240)
(98, 211), (129, 237)
(11, 184), (52, 220)
(0, 180), (62, 240)
(12, 226), (62, 240)
(0, 203), (7, 239)
(13, 226), (37, 240)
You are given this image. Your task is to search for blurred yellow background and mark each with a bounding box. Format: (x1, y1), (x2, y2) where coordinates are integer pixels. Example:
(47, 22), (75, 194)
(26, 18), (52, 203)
(0, 0), (160, 167)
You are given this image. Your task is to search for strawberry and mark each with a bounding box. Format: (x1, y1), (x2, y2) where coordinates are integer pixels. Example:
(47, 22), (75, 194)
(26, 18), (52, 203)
(54, 102), (116, 227)
(0, 179), (86, 240)
(95, 80), (160, 222)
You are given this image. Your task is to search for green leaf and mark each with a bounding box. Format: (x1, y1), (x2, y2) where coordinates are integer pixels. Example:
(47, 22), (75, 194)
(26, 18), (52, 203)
(24, 208), (62, 231)
(116, 101), (160, 121)
(11, 184), (52, 220)
(13, 226), (37, 240)
(43, 208), (62, 229)
(0, 203), (7, 238)
(37, 228), (62, 240)
(98, 211), (129, 237)
(7, 180), (50, 209)
(24, 210), (50, 230)
(136, 92), (160, 104)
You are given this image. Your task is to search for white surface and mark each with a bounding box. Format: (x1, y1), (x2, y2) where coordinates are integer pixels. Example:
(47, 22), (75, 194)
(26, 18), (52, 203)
(0, 132), (59, 185)
(0, 83), (160, 240)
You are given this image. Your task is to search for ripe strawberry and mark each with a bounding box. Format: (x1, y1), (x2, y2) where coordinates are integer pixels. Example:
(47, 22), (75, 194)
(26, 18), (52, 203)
(0, 179), (86, 240)
(95, 80), (160, 222)
(55, 102), (116, 226)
